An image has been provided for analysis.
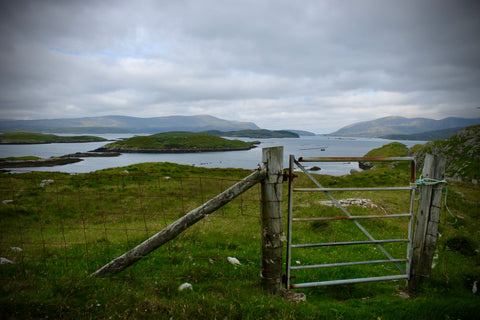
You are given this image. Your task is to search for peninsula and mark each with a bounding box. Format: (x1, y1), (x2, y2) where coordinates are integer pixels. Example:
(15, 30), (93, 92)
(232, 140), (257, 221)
(93, 131), (257, 153)
(0, 132), (107, 144)
(0, 152), (120, 168)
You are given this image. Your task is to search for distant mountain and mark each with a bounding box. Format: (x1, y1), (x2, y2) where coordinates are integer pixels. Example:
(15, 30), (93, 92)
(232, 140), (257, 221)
(204, 129), (299, 138)
(380, 127), (465, 141)
(330, 116), (480, 138)
(0, 115), (260, 134)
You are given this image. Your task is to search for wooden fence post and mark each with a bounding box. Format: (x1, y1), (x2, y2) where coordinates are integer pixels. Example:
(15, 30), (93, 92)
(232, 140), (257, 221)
(408, 153), (445, 290)
(261, 146), (285, 294)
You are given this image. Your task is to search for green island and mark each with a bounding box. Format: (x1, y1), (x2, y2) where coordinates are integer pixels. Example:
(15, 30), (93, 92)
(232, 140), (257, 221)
(93, 131), (257, 153)
(0, 132), (107, 144)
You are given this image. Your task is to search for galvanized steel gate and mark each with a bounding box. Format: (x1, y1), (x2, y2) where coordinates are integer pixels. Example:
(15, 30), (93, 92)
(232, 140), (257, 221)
(286, 155), (417, 289)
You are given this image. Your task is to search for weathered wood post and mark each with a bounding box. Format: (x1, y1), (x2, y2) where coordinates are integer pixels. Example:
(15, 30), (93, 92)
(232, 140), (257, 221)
(90, 169), (266, 278)
(408, 153), (445, 290)
(260, 146), (285, 294)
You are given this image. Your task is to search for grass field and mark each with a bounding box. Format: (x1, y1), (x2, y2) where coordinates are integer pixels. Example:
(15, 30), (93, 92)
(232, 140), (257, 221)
(0, 161), (479, 319)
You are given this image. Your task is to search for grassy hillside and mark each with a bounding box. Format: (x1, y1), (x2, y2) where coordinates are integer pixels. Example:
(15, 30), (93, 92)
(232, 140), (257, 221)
(0, 161), (478, 319)
(361, 125), (479, 182)
(95, 131), (255, 152)
(410, 125), (480, 181)
(0, 132), (107, 144)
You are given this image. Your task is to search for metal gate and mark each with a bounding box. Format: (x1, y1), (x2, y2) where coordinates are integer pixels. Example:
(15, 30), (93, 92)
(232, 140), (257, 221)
(286, 155), (416, 289)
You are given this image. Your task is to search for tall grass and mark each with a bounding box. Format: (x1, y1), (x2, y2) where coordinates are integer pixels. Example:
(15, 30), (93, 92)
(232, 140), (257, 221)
(0, 162), (479, 319)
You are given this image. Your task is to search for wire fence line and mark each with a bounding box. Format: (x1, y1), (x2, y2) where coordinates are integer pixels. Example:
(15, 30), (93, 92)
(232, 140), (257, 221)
(0, 167), (266, 283)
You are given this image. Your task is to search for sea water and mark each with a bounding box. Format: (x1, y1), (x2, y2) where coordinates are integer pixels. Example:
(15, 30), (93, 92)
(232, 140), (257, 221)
(0, 134), (425, 176)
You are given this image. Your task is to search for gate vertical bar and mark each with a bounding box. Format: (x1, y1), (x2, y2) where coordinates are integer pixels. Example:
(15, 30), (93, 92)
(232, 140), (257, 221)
(406, 159), (416, 278)
(261, 146), (284, 294)
(286, 155), (295, 289)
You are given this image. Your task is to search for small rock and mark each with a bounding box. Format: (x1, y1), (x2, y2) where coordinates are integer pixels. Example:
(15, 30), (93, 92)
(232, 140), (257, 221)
(178, 282), (193, 291)
(280, 289), (307, 303)
(2, 200), (13, 204)
(0, 257), (15, 265)
(227, 257), (241, 266)
(10, 247), (22, 252)
(40, 179), (54, 187)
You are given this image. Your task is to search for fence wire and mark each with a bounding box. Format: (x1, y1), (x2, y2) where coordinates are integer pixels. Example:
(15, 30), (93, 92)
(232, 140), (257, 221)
(0, 167), (264, 284)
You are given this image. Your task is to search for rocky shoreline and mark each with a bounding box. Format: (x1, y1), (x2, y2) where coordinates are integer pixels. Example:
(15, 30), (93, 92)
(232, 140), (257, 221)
(0, 158), (82, 168)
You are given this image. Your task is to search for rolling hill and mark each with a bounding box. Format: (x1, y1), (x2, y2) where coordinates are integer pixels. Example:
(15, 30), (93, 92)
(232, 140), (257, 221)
(0, 115), (259, 134)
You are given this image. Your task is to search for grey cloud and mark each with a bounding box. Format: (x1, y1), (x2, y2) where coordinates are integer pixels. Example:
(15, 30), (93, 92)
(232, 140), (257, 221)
(0, 0), (479, 131)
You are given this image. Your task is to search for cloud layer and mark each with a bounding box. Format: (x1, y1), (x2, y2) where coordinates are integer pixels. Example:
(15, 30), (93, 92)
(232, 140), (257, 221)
(1, 0), (479, 132)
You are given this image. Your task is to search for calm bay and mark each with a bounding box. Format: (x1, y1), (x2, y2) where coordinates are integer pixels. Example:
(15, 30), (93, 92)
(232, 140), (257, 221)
(0, 134), (425, 176)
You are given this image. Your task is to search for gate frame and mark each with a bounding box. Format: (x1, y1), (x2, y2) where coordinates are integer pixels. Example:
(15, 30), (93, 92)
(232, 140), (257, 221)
(286, 155), (417, 289)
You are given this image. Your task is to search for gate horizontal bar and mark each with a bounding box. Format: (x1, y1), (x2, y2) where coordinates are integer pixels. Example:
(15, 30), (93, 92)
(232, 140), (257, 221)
(290, 259), (408, 270)
(292, 213), (411, 221)
(298, 156), (414, 162)
(294, 186), (413, 192)
(292, 239), (409, 248)
(290, 274), (408, 288)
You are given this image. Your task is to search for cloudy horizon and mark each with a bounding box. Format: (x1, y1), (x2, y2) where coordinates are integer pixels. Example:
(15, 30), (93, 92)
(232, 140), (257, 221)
(1, 0), (479, 133)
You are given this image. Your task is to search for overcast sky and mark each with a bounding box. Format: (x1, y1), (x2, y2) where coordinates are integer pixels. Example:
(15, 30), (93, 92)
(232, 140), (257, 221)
(1, 0), (479, 133)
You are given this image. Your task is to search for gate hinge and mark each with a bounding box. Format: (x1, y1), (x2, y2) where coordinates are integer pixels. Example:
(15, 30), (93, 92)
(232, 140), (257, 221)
(283, 169), (297, 181)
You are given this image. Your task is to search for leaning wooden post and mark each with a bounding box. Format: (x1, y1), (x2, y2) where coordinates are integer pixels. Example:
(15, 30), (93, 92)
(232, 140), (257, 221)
(260, 146), (285, 294)
(90, 169), (266, 278)
(408, 153), (445, 290)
